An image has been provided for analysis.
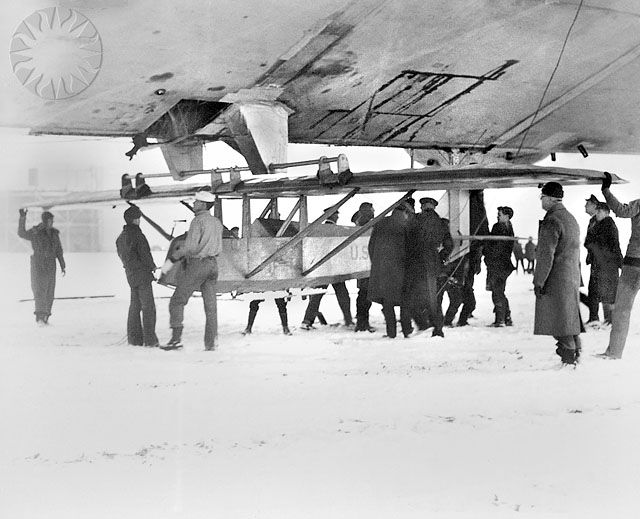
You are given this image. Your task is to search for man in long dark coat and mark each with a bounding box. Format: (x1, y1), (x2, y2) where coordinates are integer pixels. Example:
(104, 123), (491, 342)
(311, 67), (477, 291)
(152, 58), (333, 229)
(18, 209), (66, 324)
(533, 182), (583, 365)
(584, 202), (622, 325)
(116, 206), (159, 347)
(513, 241), (525, 274)
(583, 194), (601, 323)
(524, 237), (536, 274)
(405, 197), (453, 337)
(484, 206), (515, 327)
(368, 204), (412, 338)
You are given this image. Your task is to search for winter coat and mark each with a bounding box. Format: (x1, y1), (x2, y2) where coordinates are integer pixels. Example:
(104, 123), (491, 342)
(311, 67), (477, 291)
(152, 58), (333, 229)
(404, 210), (454, 298)
(18, 216), (65, 270)
(584, 216), (622, 303)
(533, 202), (582, 336)
(513, 241), (524, 260)
(584, 215), (597, 265)
(484, 221), (515, 286)
(116, 224), (156, 287)
(408, 209), (454, 269)
(524, 240), (536, 260)
(368, 211), (409, 305)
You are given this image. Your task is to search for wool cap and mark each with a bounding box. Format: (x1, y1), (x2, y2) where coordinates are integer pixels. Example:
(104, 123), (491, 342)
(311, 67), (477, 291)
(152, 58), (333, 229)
(124, 206), (142, 223)
(541, 181), (564, 199)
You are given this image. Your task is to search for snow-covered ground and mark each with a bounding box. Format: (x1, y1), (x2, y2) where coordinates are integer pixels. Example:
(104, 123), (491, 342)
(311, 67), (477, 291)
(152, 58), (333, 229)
(2, 252), (640, 518)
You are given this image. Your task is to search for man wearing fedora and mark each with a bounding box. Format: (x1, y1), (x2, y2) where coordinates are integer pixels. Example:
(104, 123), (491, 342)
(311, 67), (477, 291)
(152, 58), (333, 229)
(18, 208), (66, 325)
(484, 206), (516, 327)
(163, 190), (223, 351)
(534, 181), (583, 365)
(116, 205), (159, 347)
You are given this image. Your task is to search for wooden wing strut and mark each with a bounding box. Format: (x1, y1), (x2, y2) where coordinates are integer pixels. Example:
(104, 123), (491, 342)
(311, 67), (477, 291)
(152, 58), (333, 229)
(301, 190), (415, 277)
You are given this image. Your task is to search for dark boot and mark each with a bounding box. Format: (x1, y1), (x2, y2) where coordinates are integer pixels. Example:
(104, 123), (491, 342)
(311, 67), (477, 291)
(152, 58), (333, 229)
(161, 327), (183, 350)
(555, 343), (576, 365)
(243, 305), (259, 335)
(491, 306), (506, 327)
(279, 310), (292, 335)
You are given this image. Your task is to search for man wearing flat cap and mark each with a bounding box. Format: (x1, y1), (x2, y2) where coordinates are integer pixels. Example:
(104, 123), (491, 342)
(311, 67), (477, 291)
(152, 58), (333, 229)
(116, 205), (159, 347)
(404, 195), (453, 337)
(586, 202), (622, 326)
(534, 181), (583, 365)
(18, 208), (66, 324)
(484, 206), (515, 326)
(583, 193), (602, 323)
(164, 190), (223, 350)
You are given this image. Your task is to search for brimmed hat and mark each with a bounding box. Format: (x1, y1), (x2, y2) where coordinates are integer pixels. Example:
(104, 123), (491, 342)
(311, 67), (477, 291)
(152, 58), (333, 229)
(419, 197), (438, 207)
(195, 191), (216, 203)
(498, 206), (514, 218)
(585, 194), (600, 204)
(124, 206), (142, 223)
(541, 181), (564, 199)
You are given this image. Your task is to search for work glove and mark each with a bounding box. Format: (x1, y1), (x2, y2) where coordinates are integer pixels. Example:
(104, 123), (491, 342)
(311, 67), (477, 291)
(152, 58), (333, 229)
(601, 171), (612, 191)
(19, 208), (27, 217)
(534, 285), (545, 298)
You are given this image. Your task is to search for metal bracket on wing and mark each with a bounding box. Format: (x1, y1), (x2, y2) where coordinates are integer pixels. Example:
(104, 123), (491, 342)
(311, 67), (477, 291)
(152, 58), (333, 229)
(300, 190), (415, 277)
(244, 188), (360, 279)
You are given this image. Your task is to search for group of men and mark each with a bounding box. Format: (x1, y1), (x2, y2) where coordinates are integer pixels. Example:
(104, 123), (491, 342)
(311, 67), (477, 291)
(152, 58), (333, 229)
(367, 196), (453, 338)
(17, 172), (640, 363)
(532, 176), (639, 364)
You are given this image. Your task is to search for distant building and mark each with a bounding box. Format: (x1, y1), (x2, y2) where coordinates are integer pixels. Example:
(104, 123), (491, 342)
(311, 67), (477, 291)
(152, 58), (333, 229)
(0, 190), (102, 252)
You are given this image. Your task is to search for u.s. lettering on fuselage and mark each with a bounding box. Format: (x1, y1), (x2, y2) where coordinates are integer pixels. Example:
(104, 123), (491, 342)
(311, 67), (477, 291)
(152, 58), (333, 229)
(349, 245), (369, 261)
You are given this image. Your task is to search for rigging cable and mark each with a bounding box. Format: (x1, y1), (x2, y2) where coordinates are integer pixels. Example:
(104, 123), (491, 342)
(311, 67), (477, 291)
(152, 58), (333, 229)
(515, 0), (585, 158)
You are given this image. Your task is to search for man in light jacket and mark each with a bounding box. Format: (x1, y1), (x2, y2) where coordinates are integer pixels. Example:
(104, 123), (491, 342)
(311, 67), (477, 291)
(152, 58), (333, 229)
(597, 172), (640, 359)
(533, 182), (583, 365)
(163, 191), (223, 351)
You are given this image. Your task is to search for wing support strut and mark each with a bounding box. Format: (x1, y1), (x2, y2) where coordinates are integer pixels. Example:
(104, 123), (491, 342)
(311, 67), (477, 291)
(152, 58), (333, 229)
(244, 188), (360, 279)
(300, 190), (415, 277)
(126, 202), (173, 241)
(276, 198), (302, 238)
